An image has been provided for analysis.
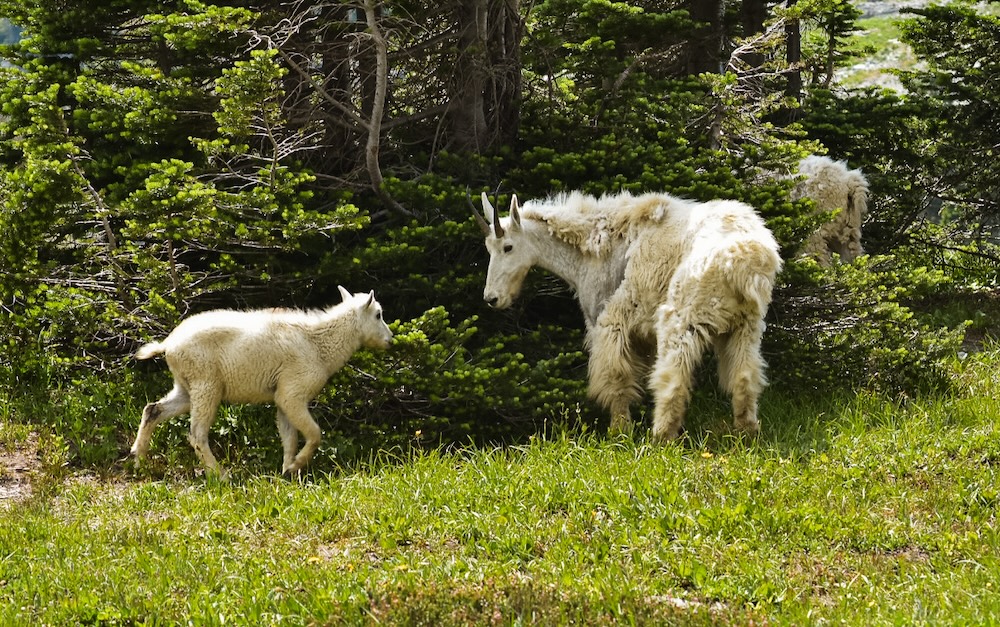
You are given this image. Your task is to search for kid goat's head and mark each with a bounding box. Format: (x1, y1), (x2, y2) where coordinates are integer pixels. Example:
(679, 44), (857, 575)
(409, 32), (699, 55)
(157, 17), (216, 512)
(338, 285), (393, 349)
(473, 192), (534, 310)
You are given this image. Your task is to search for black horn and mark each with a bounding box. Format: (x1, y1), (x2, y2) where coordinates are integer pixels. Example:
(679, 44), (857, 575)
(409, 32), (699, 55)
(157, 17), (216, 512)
(467, 188), (491, 236)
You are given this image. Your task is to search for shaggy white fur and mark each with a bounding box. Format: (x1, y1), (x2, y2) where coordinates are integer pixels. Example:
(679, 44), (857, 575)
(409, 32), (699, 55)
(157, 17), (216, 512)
(793, 155), (869, 265)
(130, 287), (393, 477)
(476, 190), (783, 440)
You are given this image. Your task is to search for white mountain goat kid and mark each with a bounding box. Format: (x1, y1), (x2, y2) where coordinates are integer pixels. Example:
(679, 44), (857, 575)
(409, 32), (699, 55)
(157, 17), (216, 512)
(793, 155), (869, 265)
(473, 191), (782, 440)
(130, 286), (393, 476)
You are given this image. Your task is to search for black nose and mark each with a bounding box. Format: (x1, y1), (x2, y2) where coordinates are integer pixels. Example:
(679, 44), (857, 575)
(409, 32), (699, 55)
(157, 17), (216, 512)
(485, 296), (498, 307)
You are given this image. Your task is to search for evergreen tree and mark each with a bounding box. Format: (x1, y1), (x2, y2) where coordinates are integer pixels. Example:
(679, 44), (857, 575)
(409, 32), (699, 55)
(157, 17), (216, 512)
(0, 1), (365, 371)
(899, 4), (1000, 241)
(0, 0), (976, 469)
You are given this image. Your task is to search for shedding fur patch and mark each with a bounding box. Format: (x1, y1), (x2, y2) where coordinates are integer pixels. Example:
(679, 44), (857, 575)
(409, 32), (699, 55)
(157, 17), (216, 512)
(489, 186), (782, 442)
(521, 191), (692, 257)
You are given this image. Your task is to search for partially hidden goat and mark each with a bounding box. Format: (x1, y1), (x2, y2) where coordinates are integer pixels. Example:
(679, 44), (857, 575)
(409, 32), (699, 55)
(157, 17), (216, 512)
(793, 155), (869, 265)
(130, 286), (393, 476)
(473, 191), (782, 441)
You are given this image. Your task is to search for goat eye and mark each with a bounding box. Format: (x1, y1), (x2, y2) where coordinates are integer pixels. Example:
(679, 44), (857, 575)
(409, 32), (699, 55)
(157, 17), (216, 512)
(503, 244), (513, 253)
(376, 311), (382, 319)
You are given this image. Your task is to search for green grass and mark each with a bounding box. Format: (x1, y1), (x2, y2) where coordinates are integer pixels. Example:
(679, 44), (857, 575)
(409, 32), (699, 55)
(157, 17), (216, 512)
(3, 351), (1000, 624)
(839, 14), (920, 89)
(844, 5), (1000, 89)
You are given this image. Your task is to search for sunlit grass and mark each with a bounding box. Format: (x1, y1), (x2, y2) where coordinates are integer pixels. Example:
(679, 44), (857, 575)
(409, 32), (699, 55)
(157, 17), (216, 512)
(2, 349), (1000, 623)
(844, 4), (1000, 89)
(839, 14), (920, 89)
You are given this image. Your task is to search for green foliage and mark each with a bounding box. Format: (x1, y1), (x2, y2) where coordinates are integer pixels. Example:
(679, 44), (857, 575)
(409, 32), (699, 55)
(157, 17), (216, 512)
(0, 1), (365, 377)
(898, 4), (1000, 229)
(317, 307), (593, 460)
(0, 364), (148, 469)
(769, 256), (966, 395)
(0, 0), (980, 472)
(2, 306), (593, 472)
(838, 14), (919, 88)
(527, 0), (697, 90)
(793, 0), (871, 85)
(802, 6), (1000, 278)
(5, 357), (1000, 622)
(0, 81), (80, 270)
(798, 87), (935, 255)
(512, 95), (817, 253)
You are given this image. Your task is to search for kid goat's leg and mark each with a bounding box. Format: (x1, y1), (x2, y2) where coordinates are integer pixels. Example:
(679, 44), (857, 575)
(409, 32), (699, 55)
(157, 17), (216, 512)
(187, 383), (224, 476)
(131, 383), (190, 459)
(275, 390), (321, 475)
(275, 409), (299, 474)
(587, 322), (642, 435)
(649, 305), (711, 442)
(714, 317), (767, 435)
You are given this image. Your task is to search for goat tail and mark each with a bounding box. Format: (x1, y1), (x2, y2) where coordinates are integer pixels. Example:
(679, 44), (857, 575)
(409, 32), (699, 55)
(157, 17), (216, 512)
(845, 172), (870, 228)
(728, 242), (783, 312)
(742, 272), (777, 312)
(135, 341), (166, 360)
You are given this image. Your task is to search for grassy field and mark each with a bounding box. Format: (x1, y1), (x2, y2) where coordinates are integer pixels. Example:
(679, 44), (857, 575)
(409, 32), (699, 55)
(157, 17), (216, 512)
(843, 4), (1000, 89)
(838, 13), (920, 89)
(1, 348), (1000, 624)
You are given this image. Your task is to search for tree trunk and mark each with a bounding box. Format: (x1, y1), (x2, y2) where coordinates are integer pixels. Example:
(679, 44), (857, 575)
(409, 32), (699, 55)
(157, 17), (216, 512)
(449, 0), (490, 152)
(447, 0), (523, 153)
(487, 0), (522, 147)
(740, 0), (768, 69)
(686, 0), (725, 75)
(320, 5), (357, 174)
(785, 0), (802, 102)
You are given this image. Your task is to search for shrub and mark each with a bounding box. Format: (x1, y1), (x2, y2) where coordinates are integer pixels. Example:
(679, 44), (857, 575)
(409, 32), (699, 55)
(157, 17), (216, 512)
(768, 256), (966, 395)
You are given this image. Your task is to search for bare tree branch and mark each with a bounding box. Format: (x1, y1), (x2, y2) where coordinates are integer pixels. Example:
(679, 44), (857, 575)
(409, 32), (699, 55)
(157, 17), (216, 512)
(362, 0), (412, 217)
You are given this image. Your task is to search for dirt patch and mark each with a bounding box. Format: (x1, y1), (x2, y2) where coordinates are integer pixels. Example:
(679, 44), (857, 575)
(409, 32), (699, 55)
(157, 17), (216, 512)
(0, 433), (40, 506)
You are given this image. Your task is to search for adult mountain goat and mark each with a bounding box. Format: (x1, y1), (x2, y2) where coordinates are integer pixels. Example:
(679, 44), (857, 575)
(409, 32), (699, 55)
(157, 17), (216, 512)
(130, 287), (393, 476)
(473, 191), (782, 441)
(793, 155), (869, 265)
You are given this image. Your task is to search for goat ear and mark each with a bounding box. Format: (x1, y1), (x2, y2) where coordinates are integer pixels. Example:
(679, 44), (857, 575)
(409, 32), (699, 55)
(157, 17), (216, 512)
(481, 192), (496, 223)
(483, 191), (505, 238)
(338, 285), (352, 302)
(366, 291), (375, 308)
(509, 194), (521, 229)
